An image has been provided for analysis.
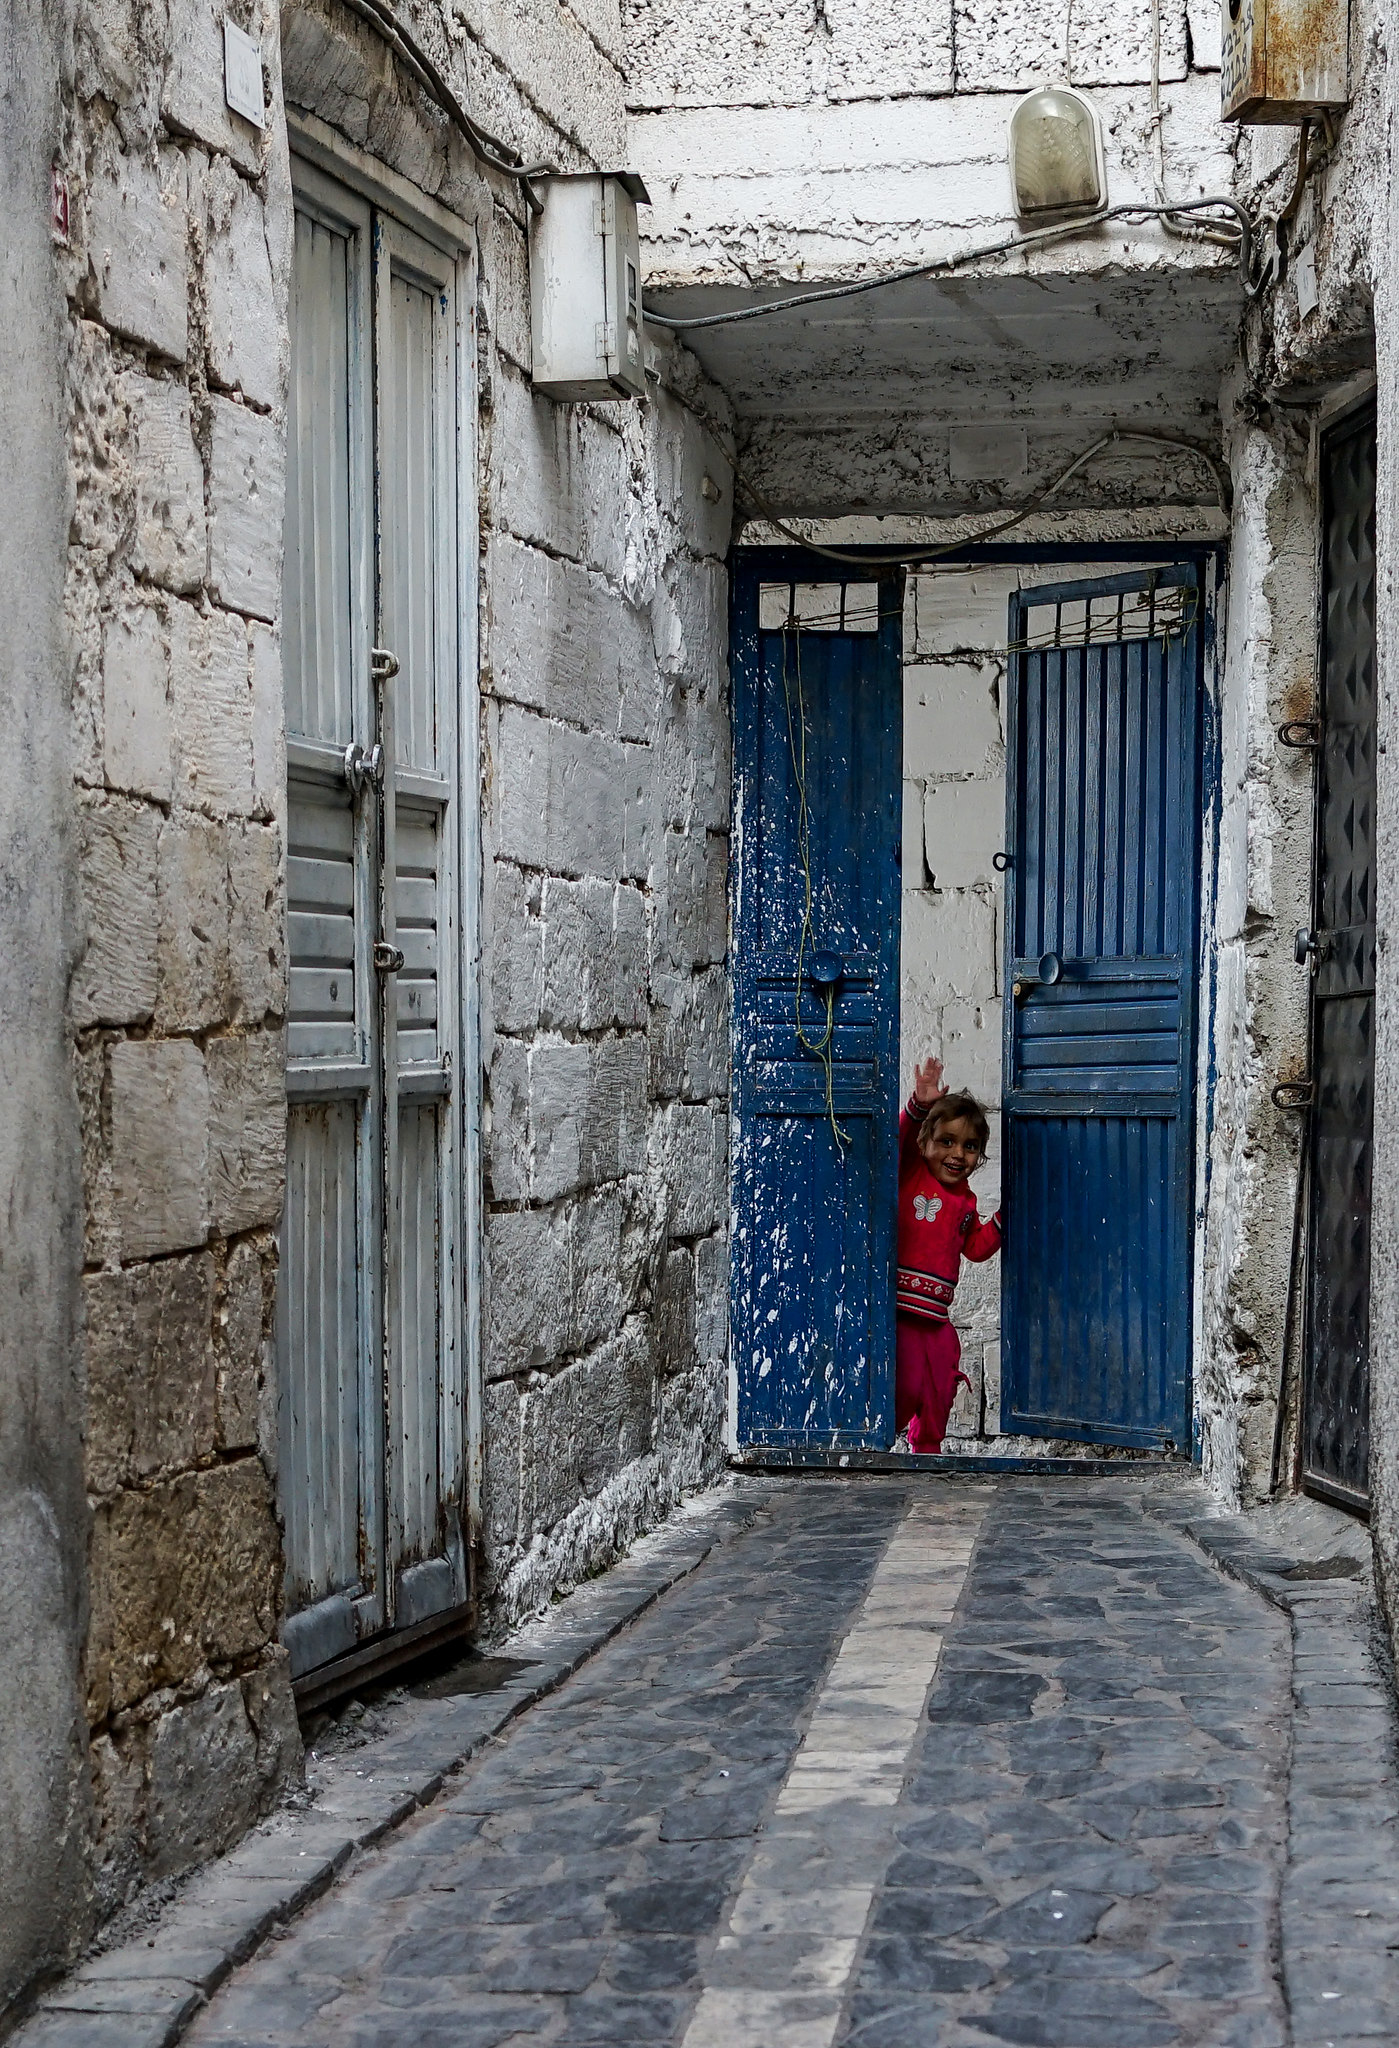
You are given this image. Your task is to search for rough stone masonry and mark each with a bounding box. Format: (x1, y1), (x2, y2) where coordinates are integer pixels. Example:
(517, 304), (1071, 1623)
(1, 0), (739, 2014)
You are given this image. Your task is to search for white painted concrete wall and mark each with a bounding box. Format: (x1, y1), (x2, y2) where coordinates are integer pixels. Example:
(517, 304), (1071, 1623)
(900, 569), (1008, 1436)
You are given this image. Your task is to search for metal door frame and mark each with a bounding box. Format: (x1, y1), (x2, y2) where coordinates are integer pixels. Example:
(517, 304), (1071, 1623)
(281, 126), (483, 1689)
(725, 540), (1221, 1472)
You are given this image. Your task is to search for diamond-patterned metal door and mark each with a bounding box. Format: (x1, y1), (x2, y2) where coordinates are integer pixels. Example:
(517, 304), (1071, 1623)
(1303, 404), (1377, 1513)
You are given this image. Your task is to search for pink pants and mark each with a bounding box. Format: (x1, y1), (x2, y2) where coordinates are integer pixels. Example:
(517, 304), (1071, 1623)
(895, 1316), (968, 1455)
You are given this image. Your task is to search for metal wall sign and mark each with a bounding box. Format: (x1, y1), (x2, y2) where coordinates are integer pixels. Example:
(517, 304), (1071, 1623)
(1301, 404), (1376, 1515)
(278, 156), (473, 1680)
(1001, 568), (1204, 1451)
(730, 558), (904, 1449)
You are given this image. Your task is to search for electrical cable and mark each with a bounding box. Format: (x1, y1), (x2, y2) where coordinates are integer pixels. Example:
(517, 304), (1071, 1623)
(644, 197), (1264, 338)
(333, 0), (557, 206)
(712, 423), (1230, 572)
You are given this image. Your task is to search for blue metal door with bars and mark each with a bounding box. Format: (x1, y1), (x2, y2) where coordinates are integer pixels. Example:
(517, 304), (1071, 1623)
(1002, 567), (1203, 1450)
(731, 557), (903, 1448)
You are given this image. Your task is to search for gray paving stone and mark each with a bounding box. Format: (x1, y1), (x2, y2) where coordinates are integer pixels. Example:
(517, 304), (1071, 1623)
(29, 1474), (1392, 2048)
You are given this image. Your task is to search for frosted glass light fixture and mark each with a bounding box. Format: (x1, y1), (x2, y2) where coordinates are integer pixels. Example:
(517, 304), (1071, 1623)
(1009, 86), (1105, 219)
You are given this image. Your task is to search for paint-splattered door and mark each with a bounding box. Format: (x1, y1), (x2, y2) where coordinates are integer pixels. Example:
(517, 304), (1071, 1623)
(1002, 567), (1203, 1450)
(731, 559), (903, 1448)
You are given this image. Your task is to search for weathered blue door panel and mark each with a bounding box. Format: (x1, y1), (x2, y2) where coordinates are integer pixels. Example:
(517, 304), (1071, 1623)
(1002, 569), (1203, 1451)
(731, 556), (903, 1448)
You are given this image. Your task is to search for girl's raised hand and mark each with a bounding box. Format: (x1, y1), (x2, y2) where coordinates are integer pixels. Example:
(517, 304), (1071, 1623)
(913, 1056), (948, 1106)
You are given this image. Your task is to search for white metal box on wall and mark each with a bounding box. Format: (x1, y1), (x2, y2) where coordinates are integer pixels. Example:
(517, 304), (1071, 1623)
(1221, 0), (1349, 121)
(529, 173), (649, 401)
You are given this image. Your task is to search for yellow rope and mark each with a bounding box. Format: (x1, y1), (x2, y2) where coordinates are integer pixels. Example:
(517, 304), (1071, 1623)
(778, 621), (851, 1153)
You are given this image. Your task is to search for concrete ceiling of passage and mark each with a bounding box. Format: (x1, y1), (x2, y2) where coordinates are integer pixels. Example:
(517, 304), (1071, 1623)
(651, 263), (1242, 516)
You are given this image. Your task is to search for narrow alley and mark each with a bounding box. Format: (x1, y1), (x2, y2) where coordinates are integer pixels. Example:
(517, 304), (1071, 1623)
(24, 1475), (1398, 2046)
(7, 0), (1399, 2038)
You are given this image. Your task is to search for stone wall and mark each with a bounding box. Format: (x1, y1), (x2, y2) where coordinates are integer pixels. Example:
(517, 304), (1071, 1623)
(55, 0), (301, 1941)
(3, 0), (736, 2011)
(0, 0), (93, 2016)
(1196, 0), (1387, 1513)
(280, 0), (735, 1628)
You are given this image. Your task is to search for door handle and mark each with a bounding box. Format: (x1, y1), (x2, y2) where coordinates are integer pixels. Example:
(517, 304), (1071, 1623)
(1271, 1077), (1315, 1110)
(1013, 952), (1064, 1002)
(373, 941), (405, 973)
(343, 742), (385, 795)
(1294, 927), (1327, 969)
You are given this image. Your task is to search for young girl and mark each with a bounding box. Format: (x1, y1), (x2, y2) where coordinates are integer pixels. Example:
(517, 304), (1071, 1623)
(896, 1056), (1002, 1454)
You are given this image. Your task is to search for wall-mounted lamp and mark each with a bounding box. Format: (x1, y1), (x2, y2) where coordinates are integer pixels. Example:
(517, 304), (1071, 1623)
(1008, 86), (1105, 220)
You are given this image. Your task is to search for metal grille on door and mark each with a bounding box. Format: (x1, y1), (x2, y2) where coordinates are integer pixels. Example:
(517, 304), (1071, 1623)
(278, 160), (470, 1682)
(1301, 406), (1377, 1514)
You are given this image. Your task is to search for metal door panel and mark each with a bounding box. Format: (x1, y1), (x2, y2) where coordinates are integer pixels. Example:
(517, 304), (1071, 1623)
(375, 215), (466, 1618)
(279, 168), (384, 1650)
(1303, 405), (1376, 1511)
(278, 162), (470, 1681)
(732, 560), (902, 1449)
(1003, 567), (1201, 1450)
(394, 1102), (445, 1564)
(284, 200), (367, 749)
(280, 1101), (367, 1612)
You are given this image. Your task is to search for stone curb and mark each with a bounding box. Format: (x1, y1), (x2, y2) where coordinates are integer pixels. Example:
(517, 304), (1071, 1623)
(13, 1481), (780, 2048)
(1142, 1483), (1399, 2046)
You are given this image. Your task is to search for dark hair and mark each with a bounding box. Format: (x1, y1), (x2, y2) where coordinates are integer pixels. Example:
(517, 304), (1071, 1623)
(918, 1091), (990, 1162)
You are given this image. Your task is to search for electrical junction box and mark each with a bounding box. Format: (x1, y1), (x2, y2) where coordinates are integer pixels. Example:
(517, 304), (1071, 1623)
(1221, 0), (1349, 121)
(529, 173), (650, 401)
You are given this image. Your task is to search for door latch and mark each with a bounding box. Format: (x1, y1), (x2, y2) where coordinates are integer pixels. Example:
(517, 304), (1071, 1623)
(1271, 1077), (1315, 1110)
(371, 647), (400, 683)
(1278, 718), (1322, 750)
(343, 741), (385, 795)
(373, 941), (405, 973)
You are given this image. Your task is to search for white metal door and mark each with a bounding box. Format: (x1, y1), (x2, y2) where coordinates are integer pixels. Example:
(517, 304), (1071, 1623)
(279, 160), (470, 1679)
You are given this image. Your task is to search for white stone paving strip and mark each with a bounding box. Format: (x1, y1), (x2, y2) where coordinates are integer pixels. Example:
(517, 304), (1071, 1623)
(681, 1490), (990, 2047)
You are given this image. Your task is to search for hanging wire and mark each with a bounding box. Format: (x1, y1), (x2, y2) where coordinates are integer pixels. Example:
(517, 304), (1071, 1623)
(778, 621), (851, 1152)
(333, 0), (556, 206)
(713, 423), (1230, 573)
(645, 197), (1265, 339)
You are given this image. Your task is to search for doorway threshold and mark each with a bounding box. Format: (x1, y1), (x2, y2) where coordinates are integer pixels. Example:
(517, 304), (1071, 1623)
(731, 1448), (1192, 1477)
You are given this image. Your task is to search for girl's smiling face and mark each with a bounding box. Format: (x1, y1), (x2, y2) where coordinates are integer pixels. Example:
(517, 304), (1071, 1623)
(919, 1114), (983, 1189)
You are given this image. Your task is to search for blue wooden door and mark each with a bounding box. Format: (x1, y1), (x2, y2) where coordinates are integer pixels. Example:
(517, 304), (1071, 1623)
(731, 558), (903, 1448)
(1002, 568), (1203, 1451)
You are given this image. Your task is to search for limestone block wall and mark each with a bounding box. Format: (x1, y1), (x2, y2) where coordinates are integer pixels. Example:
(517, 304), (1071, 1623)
(627, 0), (1235, 298)
(4, 0), (735, 2009)
(281, 0), (736, 1634)
(1195, 0), (1390, 1525)
(56, 0), (300, 1935)
(478, 355), (734, 1627)
(1, 0), (91, 2015)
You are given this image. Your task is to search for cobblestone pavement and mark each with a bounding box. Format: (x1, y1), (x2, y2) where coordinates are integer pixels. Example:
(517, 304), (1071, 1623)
(174, 1478), (1395, 2048)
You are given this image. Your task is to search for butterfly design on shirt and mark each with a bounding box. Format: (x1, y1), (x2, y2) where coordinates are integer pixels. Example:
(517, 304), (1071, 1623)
(912, 1194), (943, 1221)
